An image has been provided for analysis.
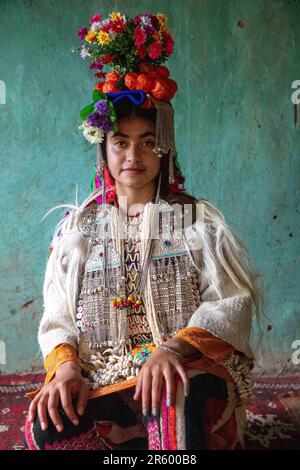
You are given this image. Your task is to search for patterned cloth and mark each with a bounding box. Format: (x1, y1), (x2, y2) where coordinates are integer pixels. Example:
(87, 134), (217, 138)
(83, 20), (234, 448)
(24, 372), (233, 450)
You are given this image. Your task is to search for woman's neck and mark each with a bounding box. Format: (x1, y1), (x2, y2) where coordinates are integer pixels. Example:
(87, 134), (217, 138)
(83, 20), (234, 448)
(115, 185), (157, 216)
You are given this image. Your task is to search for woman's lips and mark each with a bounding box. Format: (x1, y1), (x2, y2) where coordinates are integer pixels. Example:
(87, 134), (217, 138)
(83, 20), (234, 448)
(122, 169), (146, 174)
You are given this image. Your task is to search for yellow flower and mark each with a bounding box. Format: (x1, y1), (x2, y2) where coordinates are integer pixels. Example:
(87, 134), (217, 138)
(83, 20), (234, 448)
(85, 31), (96, 43)
(97, 31), (111, 45)
(110, 11), (122, 21)
(156, 13), (167, 26)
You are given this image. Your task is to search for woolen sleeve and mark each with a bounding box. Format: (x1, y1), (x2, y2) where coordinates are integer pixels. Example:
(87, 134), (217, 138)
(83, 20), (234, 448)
(37, 209), (82, 359)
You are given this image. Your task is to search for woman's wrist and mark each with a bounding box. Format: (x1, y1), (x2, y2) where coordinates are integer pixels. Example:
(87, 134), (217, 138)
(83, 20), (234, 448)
(55, 360), (81, 375)
(162, 337), (201, 361)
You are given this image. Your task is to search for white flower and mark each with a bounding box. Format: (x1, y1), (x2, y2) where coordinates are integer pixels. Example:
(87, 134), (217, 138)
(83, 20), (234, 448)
(80, 44), (90, 59)
(90, 21), (102, 31)
(79, 121), (104, 144)
(102, 18), (110, 26)
(140, 15), (151, 26)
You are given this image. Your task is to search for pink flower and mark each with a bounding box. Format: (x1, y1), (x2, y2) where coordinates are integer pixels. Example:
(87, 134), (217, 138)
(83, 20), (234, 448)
(165, 35), (174, 56)
(133, 27), (147, 47)
(90, 13), (102, 24)
(149, 41), (162, 59)
(77, 27), (88, 40)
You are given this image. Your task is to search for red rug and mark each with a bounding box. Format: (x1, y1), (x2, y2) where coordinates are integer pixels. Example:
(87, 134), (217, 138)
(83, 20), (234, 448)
(0, 373), (299, 450)
(244, 376), (300, 450)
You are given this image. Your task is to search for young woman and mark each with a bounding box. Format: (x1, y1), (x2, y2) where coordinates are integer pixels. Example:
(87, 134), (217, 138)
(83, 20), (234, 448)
(24, 11), (261, 450)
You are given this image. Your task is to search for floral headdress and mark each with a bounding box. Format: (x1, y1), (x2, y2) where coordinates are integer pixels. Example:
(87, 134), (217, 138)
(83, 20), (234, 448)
(75, 11), (185, 203)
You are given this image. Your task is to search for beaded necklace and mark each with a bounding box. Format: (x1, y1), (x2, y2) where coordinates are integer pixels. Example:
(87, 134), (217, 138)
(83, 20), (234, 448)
(105, 174), (162, 316)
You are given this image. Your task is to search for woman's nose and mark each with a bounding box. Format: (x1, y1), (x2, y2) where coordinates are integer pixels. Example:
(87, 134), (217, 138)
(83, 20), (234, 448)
(126, 143), (142, 162)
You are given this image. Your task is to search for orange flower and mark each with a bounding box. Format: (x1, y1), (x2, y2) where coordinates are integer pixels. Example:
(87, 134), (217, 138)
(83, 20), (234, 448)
(124, 72), (139, 89)
(136, 73), (154, 93)
(106, 71), (121, 83)
(85, 31), (96, 43)
(103, 80), (121, 92)
(151, 77), (174, 101)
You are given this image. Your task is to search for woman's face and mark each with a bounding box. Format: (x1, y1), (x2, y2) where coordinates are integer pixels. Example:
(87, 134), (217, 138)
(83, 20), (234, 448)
(106, 115), (161, 192)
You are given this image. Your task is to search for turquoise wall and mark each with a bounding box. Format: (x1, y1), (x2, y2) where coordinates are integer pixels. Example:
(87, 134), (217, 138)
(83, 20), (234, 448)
(0, 0), (299, 373)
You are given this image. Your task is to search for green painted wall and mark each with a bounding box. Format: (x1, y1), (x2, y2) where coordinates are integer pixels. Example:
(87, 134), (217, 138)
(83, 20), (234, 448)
(0, 0), (299, 374)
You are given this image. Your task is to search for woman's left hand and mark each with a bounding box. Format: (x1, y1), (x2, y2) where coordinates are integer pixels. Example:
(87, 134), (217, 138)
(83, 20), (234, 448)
(133, 348), (190, 418)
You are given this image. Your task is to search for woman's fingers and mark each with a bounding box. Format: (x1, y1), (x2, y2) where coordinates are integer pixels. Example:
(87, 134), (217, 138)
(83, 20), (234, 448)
(141, 369), (151, 416)
(133, 370), (143, 401)
(76, 382), (88, 416)
(175, 362), (190, 397)
(151, 368), (163, 416)
(28, 391), (42, 423)
(48, 390), (64, 432)
(60, 385), (79, 426)
(164, 365), (176, 406)
(37, 394), (49, 431)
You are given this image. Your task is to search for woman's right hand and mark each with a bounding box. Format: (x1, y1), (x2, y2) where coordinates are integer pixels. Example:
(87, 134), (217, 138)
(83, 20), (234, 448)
(28, 361), (88, 432)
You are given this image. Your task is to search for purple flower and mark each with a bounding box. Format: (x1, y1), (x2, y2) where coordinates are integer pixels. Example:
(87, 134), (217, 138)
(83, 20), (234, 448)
(90, 60), (103, 70)
(101, 119), (113, 133)
(95, 100), (110, 115)
(144, 24), (155, 35)
(87, 112), (113, 133)
(77, 27), (88, 40)
(87, 111), (105, 127)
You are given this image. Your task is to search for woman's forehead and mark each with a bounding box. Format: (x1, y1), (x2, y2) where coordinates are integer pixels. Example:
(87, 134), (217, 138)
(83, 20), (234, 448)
(109, 116), (156, 138)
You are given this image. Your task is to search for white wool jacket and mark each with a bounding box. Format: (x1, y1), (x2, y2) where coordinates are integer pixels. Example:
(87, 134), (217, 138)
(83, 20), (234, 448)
(37, 197), (256, 364)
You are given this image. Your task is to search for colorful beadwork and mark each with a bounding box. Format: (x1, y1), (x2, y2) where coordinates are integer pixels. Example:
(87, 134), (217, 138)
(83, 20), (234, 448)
(128, 341), (157, 364)
(110, 295), (142, 313)
(162, 239), (171, 247)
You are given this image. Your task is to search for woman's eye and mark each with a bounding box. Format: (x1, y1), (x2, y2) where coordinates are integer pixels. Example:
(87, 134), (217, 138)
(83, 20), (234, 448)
(113, 140), (154, 147)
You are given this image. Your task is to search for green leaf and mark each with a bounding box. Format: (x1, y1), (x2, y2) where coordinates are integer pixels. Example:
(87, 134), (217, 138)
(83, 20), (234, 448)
(80, 103), (94, 120)
(93, 90), (106, 102)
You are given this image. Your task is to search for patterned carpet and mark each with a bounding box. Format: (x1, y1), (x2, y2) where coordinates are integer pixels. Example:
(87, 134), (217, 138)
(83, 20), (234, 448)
(0, 373), (299, 450)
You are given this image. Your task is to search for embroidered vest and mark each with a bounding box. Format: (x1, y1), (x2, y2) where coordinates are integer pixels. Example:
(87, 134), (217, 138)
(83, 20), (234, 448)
(76, 199), (201, 350)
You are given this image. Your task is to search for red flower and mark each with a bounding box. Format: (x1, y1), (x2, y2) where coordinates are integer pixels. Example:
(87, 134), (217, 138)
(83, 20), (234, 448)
(133, 27), (147, 46)
(136, 45), (147, 59)
(164, 33), (174, 56)
(149, 41), (162, 59)
(90, 13), (102, 24)
(110, 18), (126, 33)
(102, 54), (116, 64)
(102, 22), (112, 33)
(94, 72), (106, 79)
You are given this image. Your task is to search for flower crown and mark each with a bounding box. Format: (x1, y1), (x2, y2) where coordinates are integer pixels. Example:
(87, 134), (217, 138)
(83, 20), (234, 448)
(76, 11), (178, 144)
